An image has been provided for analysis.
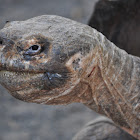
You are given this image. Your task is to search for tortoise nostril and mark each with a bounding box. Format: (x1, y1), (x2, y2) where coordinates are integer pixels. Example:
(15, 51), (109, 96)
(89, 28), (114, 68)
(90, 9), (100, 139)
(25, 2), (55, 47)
(0, 39), (3, 45)
(5, 21), (10, 24)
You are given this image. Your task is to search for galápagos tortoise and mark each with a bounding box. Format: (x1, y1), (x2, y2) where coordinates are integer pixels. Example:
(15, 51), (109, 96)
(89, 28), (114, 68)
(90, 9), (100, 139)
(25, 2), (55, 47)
(0, 1), (139, 139)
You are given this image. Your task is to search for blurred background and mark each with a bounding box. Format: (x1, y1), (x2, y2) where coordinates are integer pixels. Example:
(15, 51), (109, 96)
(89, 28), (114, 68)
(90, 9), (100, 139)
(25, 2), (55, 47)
(0, 0), (99, 140)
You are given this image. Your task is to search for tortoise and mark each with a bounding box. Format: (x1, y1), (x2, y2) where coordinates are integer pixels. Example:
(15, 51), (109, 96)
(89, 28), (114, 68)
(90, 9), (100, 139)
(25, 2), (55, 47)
(0, 1), (139, 139)
(73, 117), (136, 140)
(88, 0), (140, 57)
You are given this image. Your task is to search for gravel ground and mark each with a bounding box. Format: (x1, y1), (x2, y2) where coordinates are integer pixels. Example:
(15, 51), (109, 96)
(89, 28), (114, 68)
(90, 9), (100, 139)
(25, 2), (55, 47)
(0, 0), (99, 140)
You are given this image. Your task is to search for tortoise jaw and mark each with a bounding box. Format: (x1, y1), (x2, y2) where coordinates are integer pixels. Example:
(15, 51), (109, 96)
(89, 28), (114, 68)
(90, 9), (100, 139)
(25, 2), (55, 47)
(0, 70), (44, 95)
(0, 69), (71, 103)
(0, 70), (54, 102)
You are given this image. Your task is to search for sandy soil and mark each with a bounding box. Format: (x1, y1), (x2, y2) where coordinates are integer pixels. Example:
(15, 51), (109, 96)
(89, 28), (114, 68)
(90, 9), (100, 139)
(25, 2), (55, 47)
(0, 0), (99, 140)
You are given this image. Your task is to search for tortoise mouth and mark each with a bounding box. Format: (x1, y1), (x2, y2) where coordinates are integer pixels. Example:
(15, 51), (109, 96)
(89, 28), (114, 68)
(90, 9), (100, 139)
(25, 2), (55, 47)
(0, 69), (70, 102)
(0, 70), (44, 92)
(0, 70), (51, 102)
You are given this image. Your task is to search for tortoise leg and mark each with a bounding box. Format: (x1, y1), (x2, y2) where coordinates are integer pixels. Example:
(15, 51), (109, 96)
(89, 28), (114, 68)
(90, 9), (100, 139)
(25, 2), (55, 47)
(72, 117), (137, 140)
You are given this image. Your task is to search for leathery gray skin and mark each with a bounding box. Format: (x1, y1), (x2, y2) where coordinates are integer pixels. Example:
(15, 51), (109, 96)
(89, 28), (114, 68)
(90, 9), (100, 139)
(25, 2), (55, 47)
(0, 15), (139, 139)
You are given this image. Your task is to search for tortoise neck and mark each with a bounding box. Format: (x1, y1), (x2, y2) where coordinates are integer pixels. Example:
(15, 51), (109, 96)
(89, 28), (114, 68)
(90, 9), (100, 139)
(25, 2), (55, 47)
(81, 33), (140, 138)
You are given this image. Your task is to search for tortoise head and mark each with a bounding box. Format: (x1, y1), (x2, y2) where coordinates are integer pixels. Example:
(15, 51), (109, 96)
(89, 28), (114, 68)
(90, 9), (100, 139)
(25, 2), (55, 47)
(0, 15), (98, 105)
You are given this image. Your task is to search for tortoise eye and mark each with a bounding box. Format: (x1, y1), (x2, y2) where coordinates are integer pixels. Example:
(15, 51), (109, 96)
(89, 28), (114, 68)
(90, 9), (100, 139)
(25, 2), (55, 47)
(30, 45), (40, 51)
(24, 44), (41, 56)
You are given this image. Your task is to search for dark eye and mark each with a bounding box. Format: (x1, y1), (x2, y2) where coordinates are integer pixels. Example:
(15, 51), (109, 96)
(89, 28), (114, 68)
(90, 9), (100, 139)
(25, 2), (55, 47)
(24, 44), (41, 56)
(31, 45), (39, 50)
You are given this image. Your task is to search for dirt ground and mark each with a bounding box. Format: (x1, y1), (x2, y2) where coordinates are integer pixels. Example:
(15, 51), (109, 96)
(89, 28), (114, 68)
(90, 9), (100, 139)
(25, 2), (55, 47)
(0, 0), (99, 140)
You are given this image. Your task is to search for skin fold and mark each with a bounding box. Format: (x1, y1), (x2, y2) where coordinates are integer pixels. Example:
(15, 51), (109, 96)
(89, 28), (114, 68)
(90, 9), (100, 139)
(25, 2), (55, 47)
(0, 15), (139, 139)
(88, 0), (140, 138)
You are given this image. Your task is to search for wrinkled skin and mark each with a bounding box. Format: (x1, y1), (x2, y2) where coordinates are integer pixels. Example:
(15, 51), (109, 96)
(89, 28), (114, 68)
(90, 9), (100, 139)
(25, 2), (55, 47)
(0, 15), (139, 139)
(0, 15), (92, 104)
(88, 0), (140, 138)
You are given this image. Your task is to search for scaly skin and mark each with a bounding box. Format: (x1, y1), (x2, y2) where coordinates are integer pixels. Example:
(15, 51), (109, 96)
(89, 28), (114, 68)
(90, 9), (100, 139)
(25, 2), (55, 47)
(0, 15), (139, 139)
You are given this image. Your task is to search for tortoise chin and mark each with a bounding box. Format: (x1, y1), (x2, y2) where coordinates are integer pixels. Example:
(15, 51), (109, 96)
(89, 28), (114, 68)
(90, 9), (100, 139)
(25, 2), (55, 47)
(0, 70), (72, 103)
(0, 70), (44, 100)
